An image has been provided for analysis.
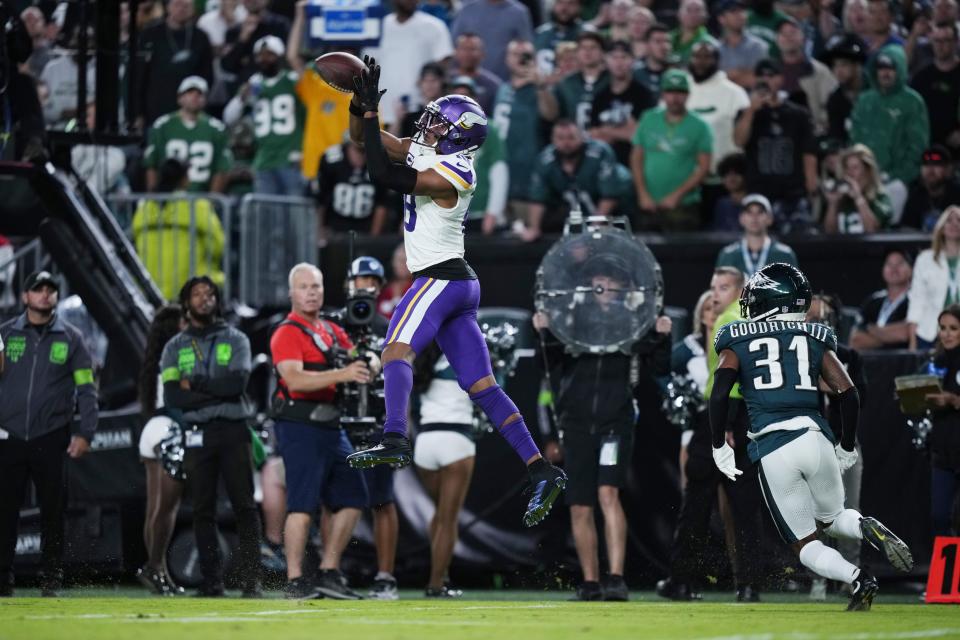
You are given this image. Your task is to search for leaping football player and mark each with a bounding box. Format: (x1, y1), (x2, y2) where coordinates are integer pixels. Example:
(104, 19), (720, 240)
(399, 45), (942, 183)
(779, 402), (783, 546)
(710, 262), (913, 611)
(344, 57), (567, 527)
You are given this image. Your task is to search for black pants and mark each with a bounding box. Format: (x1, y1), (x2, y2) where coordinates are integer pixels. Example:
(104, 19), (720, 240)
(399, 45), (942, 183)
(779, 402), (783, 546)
(0, 427), (71, 584)
(670, 408), (764, 588)
(183, 424), (261, 590)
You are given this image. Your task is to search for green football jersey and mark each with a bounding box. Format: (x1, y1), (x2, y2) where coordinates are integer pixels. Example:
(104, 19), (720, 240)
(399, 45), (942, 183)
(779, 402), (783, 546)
(554, 70), (610, 131)
(470, 122), (504, 218)
(714, 319), (837, 462)
(533, 21), (582, 75)
(529, 139), (621, 212)
(250, 71), (306, 171)
(491, 83), (544, 200)
(144, 112), (233, 192)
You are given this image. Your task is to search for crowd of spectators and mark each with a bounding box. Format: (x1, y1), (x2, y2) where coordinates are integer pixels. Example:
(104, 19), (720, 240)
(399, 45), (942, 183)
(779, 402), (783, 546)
(12, 0), (960, 240)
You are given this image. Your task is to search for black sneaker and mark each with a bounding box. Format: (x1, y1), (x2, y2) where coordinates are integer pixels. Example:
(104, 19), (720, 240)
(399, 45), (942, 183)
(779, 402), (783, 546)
(369, 576), (399, 600)
(570, 581), (603, 601)
(847, 570), (879, 611)
(425, 584), (463, 598)
(193, 583), (226, 598)
(346, 435), (412, 469)
(315, 569), (362, 600)
(523, 460), (567, 527)
(286, 576), (323, 600)
(136, 565), (175, 596)
(860, 516), (914, 572)
(736, 584), (761, 602)
(655, 577), (701, 601)
(601, 574), (629, 601)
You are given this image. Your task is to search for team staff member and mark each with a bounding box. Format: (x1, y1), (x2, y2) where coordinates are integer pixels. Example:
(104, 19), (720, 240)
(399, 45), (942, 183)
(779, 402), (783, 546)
(160, 276), (261, 598)
(534, 258), (672, 601)
(0, 271), (98, 597)
(345, 257), (400, 600)
(271, 263), (370, 600)
(657, 266), (764, 602)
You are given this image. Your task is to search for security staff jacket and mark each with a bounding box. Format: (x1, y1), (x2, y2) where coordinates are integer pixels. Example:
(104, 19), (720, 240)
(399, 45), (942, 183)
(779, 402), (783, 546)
(160, 320), (252, 425)
(0, 313), (98, 442)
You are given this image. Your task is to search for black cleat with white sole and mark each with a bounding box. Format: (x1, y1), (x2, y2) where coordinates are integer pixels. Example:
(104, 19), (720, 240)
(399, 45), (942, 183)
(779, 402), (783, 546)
(846, 570), (878, 611)
(347, 434), (412, 469)
(523, 459), (567, 527)
(860, 516), (914, 572)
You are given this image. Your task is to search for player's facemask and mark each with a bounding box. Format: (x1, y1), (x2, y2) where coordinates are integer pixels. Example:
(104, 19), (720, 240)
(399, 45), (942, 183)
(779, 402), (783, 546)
(414, 105), (453, 148)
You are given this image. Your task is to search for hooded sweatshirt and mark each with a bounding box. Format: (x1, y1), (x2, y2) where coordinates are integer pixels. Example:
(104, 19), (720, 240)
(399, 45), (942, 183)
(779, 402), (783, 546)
(849, 45), (929, 185)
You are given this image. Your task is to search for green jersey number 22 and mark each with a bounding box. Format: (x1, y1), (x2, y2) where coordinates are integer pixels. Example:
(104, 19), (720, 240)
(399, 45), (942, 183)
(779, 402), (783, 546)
(748, 336), (818, 391)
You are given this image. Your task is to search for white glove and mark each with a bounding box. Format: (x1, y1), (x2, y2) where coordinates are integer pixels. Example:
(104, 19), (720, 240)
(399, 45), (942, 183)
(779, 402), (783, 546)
(835, 444), (858, 473)
(712, 444), (743, 482)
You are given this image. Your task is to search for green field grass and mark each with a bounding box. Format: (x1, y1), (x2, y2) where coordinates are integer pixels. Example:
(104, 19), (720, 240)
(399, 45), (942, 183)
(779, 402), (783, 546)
(0, 590), (956, 640)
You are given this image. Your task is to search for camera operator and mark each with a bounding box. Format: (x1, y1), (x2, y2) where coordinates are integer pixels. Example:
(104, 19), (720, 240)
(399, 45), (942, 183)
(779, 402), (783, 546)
(159, 276), (261, 597)
(340, 256), (400, 600)
(533, 256), (672, 601)
(270, 263), (370, 600)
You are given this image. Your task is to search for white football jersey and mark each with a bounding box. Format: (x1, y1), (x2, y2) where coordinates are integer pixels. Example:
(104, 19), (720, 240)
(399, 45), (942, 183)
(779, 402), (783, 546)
(402, 142), (477, 273)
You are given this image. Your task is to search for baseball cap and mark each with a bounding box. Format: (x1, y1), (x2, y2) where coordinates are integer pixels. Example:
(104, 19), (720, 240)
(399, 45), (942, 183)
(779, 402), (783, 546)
(754, 58), (782, 76)
(177, 75), (208, 95)
(875, 53), (896, 69)
(922, 145), (953, 166)
(716, 0), (747, 14)
(824, 33), (867, 64)
(24, 270), (60, 292)
(660, 69), (690, 93)
(349, 257), (386, 281)
(254, 35), (285, 57)
(449, 75), (478, 93)
(742, 194), (772, 214)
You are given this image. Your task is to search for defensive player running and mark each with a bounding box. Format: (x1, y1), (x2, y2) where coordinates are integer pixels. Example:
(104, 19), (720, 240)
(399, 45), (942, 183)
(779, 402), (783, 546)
(710, 263), (913, 611)
(343, 57), (567, 527)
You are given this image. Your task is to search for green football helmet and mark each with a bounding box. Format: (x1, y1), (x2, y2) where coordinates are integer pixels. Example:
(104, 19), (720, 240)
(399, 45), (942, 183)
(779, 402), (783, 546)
(739, 262), (812, 321)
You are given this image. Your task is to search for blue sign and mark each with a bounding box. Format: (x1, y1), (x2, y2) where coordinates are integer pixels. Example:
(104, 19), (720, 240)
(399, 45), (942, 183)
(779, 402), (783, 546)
(307, 0), (383, 48)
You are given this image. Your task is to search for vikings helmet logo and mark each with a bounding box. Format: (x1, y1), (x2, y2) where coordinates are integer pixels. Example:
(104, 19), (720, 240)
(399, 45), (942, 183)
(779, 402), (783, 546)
(456, 111), (488, 130)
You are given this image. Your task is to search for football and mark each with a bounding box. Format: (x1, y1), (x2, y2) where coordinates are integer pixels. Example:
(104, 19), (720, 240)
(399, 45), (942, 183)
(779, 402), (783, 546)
(313, 51), (366, 93)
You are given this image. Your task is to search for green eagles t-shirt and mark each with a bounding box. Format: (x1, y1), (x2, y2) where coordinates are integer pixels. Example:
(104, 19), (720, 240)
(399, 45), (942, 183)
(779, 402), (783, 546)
(250, 71), (307, 171)
(714, 319), (837, 462)
(670, 26), (719, 63)
(835, 192), (894, 234)
(631, 106), (713, 205)
(144, 112), (233, 192)
(715, 238), (799, 278)
(492, 83), (544, 200)
(554, 70), (610, 131)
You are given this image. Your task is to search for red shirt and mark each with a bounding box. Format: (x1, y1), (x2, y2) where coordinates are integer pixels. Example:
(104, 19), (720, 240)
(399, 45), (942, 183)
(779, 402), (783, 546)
(270, 312), (353, 403)
(377, 279), (413, 319)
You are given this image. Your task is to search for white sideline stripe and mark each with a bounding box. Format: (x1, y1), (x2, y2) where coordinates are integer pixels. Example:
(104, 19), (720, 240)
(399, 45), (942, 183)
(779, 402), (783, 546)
(23, 604), (559, 622)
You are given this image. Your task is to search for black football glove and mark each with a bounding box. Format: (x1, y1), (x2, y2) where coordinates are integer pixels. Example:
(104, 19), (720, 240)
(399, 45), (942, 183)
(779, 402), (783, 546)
(353, 57), (386, 114)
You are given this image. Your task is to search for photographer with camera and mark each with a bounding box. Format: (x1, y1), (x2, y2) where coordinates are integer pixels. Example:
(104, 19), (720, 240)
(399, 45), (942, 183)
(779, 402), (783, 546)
(271, 263), (371, 600)
(341, 257), (400, 600)
(533, 256), (672, 601)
